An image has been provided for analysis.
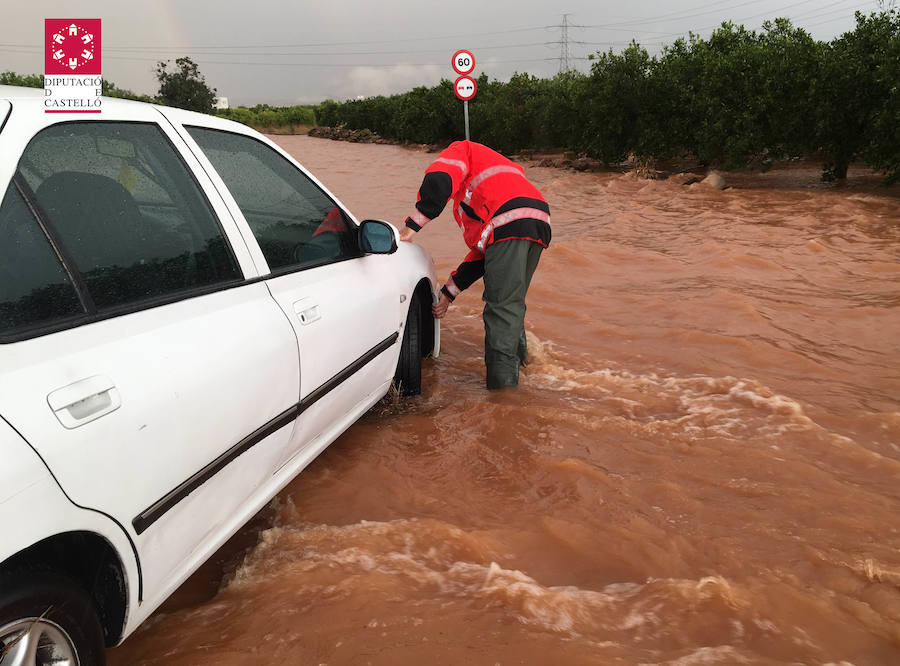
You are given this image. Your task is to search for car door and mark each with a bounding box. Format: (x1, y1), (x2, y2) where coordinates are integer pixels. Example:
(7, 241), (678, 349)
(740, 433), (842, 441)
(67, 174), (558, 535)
(0, 103), (301, 603)
(172, 119), (401, 465)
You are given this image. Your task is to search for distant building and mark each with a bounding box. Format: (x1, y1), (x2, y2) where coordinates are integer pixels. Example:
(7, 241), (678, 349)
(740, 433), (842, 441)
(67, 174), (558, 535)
(214, 96), (229, 110)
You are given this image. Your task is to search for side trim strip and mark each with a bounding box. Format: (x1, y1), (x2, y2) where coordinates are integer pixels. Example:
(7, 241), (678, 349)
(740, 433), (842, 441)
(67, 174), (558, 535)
(132, 405), (299, 535)
(131, 331), (400, 535)
(299, 332), (399, 414)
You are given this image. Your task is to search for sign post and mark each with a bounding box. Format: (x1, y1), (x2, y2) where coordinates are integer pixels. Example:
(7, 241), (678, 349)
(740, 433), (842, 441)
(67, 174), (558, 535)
(451, 49), (476, 140)
(464, 95), (470, 141)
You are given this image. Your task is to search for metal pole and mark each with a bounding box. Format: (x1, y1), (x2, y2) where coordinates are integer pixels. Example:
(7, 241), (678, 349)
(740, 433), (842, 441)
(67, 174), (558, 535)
(464, 100), (470, 141)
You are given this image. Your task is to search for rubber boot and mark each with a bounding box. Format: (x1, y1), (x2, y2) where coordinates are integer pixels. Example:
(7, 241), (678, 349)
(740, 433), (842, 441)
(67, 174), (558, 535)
(517, 330), (528, 367)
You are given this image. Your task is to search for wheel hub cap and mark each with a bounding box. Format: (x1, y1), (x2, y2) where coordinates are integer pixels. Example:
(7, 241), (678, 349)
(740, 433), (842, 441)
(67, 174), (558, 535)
(0, 618), (78, 666)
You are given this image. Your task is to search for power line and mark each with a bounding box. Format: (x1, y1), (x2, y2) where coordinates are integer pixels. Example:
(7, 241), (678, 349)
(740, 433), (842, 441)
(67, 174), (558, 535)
(804, 11), (868, 28)
(715, 0), (848, 25)
(0, 47), (558, 68)
(579, 0), (770, 29)
(788, 0), (867, 22)
(0, 42), (555, 58)
(0, 25), (558, 53)
(640, 0), (871, 43)
(576, 0), (868, 40)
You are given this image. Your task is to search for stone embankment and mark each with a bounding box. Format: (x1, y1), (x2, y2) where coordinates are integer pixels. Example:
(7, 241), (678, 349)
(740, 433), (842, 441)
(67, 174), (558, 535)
(307, 127), (723, 185)
(307, 125), (390, 144)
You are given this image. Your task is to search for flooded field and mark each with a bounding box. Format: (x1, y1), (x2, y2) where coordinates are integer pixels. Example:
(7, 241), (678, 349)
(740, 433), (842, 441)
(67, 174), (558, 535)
(109, 136), (900, 665)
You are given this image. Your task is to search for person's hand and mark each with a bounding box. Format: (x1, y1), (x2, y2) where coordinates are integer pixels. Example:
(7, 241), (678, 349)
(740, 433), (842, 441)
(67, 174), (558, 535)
(432, 292), (451, 319)
(398, 226), (416, 243)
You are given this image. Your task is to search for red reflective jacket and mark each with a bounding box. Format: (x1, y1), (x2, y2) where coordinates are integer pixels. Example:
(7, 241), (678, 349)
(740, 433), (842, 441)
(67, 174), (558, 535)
(404, 141), (551, 300)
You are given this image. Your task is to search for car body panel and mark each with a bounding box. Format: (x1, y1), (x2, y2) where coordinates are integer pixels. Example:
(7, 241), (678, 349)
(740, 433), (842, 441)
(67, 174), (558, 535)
(0, 85), (440, 645)
(0, 93), (304, 600)
(0, 283), (301, 597)
(161, 108), (403, 396)
(152, 104), (439, 360)
(264, 257), (401, 467)
(162, 107), (421, 454)
(0, 417), (140, 633)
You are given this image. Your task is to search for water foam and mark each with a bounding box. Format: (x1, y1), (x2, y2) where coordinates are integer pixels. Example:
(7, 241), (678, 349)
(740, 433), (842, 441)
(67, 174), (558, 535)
(224, 516), (750, 645)
(640, 645), (753, 665)
(523, 333), (813, 440)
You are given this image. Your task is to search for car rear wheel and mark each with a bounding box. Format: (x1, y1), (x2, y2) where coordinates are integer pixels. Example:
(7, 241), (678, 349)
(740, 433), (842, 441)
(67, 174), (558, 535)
(394, 293), (423, 396)
(0, 572), (104, 666)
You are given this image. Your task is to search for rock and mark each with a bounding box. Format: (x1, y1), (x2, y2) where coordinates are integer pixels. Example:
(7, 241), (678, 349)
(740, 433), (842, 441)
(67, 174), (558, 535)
(306, 125), (383, 144)
(572, 157), (595, 172)
(354, 129), (377, 143)
(538, 158), (556, 167)
(702, 172), (727, 190)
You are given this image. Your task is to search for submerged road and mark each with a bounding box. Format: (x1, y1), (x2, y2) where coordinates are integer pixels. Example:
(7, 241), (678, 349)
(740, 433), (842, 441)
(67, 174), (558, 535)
(109, 136), (900, 665)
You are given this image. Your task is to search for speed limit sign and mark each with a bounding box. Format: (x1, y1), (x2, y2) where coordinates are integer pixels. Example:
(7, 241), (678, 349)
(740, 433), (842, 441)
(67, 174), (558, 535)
(451, 49), (476, 140)
(451, 49), (475, 76)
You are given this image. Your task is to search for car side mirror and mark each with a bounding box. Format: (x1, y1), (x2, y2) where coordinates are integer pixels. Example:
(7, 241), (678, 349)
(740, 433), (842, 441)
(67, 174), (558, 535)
(359, 219), (398, 254)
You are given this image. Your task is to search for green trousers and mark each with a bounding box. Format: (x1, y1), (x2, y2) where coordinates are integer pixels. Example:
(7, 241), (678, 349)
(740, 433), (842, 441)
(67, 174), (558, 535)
(482, 239), (543, 390)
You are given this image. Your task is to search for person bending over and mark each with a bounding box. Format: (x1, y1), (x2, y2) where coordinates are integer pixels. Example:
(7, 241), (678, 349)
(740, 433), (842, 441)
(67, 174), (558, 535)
(399, 140), (551, 390)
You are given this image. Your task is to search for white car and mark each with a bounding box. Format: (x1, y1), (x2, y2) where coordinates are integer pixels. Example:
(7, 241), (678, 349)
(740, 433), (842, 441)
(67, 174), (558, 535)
(0, 85), (438, 665)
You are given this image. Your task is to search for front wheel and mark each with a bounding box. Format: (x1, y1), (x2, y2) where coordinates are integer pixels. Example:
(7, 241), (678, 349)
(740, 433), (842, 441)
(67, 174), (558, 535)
(394, 293), (423, 396)
(0, 572), (105, 666)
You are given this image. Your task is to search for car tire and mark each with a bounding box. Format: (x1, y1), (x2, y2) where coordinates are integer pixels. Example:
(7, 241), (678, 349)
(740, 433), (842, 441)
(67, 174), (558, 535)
(0, 571), (105, 666)
(395, 294), (423, 396)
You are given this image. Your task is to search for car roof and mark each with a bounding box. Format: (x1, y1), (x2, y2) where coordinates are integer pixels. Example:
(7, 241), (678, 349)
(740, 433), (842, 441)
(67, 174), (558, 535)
(0, 84), (251, 133)
(0, 84), (151, 112)
(0, 85), (46, 99)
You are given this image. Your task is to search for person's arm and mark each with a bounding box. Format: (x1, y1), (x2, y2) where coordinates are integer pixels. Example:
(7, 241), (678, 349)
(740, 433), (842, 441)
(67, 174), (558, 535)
(403, 171), (453, 235)
(433, 249), (484, 318)
(401, 142), (470, 241)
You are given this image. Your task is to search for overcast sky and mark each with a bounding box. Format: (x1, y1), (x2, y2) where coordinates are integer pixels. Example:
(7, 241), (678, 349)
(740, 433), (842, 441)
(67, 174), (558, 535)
(1, 0), (884, 106)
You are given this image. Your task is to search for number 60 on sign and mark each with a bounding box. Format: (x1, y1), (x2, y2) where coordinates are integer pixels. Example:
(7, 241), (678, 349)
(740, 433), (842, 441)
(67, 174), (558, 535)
(451, 49), (475, 76)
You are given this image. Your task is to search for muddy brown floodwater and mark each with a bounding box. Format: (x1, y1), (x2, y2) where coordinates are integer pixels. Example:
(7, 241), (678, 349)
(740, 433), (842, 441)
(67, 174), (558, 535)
(108, 136), (900, 666)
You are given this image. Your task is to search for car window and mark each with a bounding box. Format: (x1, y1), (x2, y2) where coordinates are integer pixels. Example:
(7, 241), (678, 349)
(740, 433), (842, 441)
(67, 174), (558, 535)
(186, 127), (358, 272)
(0, 181), (85, 336)
(18, 122), (241, 311)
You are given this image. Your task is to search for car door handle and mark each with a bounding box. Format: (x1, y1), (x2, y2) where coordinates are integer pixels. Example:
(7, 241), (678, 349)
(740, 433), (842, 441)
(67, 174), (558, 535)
(293, 299), (321, 326)
(47, 375), (121, 429)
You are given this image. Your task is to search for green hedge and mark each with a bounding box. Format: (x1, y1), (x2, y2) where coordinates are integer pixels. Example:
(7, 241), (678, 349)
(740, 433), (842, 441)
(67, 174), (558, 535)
(216, 104), (316, 132)
(314, 11), (900, 183)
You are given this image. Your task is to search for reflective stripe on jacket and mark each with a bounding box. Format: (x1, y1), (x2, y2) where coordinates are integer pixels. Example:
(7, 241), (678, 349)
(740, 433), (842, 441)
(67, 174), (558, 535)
(404, 141), (551, 300)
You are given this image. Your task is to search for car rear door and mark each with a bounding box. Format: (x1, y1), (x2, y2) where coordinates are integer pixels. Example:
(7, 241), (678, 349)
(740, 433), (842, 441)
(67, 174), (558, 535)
(0, 100), (300, 603)
(168, 117), (402, 466)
